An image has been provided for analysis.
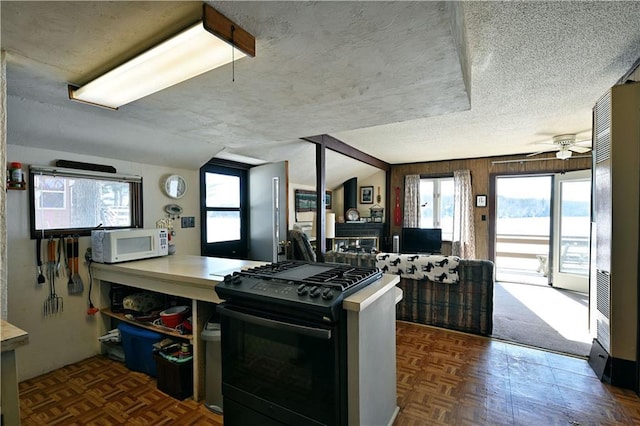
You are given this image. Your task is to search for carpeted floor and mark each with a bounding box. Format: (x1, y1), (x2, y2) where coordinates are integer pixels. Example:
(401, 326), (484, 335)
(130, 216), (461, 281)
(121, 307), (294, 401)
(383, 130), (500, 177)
(492, 281), (592, 357)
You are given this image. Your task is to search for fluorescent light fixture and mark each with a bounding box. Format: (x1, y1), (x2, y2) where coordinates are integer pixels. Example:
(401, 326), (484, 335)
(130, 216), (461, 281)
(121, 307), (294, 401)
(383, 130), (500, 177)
(556, 149), (572, 160)
(214, 151), (267, 165)
(68, 4), (255, 109)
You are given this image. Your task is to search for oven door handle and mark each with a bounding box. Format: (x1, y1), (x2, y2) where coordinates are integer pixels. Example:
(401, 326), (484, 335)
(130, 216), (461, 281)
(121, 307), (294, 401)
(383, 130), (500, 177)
(217, 305), (332, 340)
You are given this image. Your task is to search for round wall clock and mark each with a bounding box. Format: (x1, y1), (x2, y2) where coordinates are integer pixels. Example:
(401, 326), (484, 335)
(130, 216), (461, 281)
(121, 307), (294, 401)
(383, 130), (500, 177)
(346, 208), (360, 221)
(163, 175), (187, 199)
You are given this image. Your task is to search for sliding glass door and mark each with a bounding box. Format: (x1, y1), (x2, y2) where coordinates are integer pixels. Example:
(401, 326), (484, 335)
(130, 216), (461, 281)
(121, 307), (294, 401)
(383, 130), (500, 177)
(551, 170), (591, 293)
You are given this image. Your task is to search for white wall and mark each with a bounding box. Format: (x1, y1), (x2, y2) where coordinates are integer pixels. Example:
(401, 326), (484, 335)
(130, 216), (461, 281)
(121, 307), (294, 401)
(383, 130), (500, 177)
(333, 171), (386, 223)
(7, 144), (201, 381)
(357, 171), (386, 220)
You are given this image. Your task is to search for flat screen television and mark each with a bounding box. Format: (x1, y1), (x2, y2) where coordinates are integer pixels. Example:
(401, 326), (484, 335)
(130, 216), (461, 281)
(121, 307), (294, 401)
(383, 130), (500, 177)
(401, 228), (442, 254)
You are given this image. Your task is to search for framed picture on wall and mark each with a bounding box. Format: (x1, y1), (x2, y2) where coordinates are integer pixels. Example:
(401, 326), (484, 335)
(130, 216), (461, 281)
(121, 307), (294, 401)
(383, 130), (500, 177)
(360, 186), (374, 204)
(294, 189), (333, 221)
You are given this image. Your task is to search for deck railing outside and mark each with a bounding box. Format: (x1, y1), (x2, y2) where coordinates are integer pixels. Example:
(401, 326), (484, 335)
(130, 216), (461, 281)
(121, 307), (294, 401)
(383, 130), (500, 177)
(495, 234), (589, 284)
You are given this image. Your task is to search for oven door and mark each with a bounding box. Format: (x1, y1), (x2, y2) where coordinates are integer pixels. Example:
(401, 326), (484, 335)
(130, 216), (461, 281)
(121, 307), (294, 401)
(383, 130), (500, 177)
(217, 303), (346, 426)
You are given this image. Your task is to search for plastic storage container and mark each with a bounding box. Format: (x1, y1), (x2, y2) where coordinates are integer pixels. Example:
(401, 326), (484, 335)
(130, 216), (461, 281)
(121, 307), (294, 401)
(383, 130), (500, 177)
(201, 320), (223, 413)
(118, 323), (162, 377)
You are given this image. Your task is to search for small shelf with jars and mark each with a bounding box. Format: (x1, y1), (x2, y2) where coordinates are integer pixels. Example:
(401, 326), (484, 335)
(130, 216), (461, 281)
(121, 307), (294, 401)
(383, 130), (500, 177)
(6, 162), (26, 191)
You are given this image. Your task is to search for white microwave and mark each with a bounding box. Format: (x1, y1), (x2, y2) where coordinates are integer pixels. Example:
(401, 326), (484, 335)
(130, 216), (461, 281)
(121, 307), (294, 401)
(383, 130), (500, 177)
(91, 228), (169, 264)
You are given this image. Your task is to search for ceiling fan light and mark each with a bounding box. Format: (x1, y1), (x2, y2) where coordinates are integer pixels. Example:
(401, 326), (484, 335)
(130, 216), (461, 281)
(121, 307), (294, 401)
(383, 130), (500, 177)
(556, 149), (572, 160)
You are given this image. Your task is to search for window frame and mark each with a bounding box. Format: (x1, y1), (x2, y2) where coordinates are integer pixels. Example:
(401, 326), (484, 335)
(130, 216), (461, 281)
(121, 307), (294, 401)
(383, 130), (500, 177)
(200, 160), (249, 259)
(419, 175), (454, 241)
(29, 165), (143, 239)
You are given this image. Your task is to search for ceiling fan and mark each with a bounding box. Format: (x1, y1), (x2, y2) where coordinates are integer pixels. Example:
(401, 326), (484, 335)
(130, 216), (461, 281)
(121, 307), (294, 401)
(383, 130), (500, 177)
(527, 133), (592, 160)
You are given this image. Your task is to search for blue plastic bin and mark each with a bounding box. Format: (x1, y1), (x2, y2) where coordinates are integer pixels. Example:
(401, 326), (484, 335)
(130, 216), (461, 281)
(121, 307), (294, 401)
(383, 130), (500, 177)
(118, 323), (162, 377)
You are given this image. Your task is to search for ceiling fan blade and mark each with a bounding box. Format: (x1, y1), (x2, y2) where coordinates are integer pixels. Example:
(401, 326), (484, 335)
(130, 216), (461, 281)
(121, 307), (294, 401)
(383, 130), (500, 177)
(526, 150), (551, 157)
(574, 139), (592, 147)
(569, 145), (591, 153)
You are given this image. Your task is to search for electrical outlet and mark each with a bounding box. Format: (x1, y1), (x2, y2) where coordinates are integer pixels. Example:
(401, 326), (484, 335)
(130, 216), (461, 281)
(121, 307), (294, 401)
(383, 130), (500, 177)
(181, 216), (195, 228)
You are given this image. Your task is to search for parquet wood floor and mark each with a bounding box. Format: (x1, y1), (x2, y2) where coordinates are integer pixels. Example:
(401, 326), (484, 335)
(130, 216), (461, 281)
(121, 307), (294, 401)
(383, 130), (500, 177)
(18, 321), (640, 425)
(18, 356), (222, 425)
(394, 321), (640, 426)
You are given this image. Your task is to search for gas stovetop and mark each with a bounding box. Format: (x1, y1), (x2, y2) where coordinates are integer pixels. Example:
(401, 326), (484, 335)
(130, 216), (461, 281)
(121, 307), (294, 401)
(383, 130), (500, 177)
(214, 260), (382, 322)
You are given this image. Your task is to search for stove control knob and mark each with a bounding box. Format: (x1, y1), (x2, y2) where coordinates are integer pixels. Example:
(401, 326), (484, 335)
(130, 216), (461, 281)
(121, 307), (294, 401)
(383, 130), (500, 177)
(297, 284), (309, 296)
(309, 286), (321, 298)
(321, 288), (334, 300)
(231, 275), (242, 285)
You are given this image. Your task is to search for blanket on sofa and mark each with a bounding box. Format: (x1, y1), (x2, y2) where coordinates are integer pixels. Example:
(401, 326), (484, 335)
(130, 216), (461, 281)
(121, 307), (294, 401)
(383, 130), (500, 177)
(375, 253), (460, 283)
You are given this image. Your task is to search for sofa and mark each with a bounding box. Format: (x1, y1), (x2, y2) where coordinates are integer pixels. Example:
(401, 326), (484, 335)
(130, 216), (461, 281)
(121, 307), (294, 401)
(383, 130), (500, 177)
(325, 251), (494, 336)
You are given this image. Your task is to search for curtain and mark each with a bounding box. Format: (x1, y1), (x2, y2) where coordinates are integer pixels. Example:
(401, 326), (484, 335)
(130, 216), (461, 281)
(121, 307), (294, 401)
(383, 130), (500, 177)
(403, 174), (421, 228)
(452, 169), (476, 259)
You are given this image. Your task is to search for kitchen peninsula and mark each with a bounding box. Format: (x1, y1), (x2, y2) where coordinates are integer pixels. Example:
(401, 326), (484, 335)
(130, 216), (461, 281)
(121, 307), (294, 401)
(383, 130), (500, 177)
(91, 255), (401, 424)
(91, 255), (266, 401)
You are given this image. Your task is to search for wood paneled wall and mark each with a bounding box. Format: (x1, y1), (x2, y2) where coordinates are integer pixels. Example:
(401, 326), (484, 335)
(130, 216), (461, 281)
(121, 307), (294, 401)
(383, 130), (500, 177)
(390, 153), (592, 260)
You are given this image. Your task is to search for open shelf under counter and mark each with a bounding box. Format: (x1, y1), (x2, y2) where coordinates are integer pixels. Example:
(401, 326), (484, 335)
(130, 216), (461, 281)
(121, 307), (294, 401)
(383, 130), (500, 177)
(101, 308), (193, 342)
(91, 255), (267, 402)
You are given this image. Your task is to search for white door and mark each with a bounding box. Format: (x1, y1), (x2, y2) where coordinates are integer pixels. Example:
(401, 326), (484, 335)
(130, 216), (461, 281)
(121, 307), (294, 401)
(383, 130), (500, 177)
(248, 161), (288, 262)
(551, 169), (591, 293)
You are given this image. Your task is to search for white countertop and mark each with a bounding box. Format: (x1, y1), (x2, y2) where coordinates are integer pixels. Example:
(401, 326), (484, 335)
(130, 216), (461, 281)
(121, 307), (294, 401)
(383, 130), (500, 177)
(92, 255), (400, 310)
(91, 255), (267, 302)
(343, 274), (400, 312)
(1, 320), (29, 352)
(92, 255), (265, 288)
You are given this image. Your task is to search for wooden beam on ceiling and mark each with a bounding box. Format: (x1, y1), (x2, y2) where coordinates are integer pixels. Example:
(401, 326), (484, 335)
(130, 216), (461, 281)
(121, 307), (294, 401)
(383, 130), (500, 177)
(302, 134), (391, 172)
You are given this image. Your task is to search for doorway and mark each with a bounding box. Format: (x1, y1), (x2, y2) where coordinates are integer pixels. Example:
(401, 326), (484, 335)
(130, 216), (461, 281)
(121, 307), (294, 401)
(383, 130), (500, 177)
(494, 175), (551, 286)
(494, 172), (591, 290)
(491, 172), (592, 356)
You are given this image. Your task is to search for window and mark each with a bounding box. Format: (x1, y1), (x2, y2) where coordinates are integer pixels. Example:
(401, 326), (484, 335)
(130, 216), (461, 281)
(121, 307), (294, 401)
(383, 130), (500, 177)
(205, 173), (241, 242)
(29, 166), (143, 239)
(419, 177), (454, 240)
(200, 162), (248, 258)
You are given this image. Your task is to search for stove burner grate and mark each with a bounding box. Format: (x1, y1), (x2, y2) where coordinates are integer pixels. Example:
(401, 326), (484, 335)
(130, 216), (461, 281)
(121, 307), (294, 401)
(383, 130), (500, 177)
(239, 260), (380, 292)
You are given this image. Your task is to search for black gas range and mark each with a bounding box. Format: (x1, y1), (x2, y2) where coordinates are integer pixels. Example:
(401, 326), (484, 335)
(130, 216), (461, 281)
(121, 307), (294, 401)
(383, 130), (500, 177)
(215, 260), (382, 425)
(215, 260), (382, 322)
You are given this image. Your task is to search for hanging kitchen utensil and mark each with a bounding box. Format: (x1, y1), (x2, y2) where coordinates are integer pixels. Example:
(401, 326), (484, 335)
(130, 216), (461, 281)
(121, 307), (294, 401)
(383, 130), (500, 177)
(72, 235), (85, 294)
(51, 237), (63, 314)
(36, 237), (45, 285)
(44, 237), (63, 316)
(56, 235), (63, 278)
(67, 236), (83, 295)
(66, 237), (74, 291)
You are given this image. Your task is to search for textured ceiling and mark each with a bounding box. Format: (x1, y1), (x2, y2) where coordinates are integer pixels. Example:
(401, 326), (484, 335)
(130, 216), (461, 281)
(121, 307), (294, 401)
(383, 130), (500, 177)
(2, 1), (640, 188)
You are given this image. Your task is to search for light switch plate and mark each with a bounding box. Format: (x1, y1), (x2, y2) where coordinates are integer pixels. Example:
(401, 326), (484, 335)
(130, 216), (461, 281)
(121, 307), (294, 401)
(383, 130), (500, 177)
(181, 216), (195, 228)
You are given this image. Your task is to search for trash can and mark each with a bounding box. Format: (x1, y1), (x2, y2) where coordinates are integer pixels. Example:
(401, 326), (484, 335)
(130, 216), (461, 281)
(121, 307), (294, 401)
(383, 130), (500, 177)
(201, 320), (223, 413)
(153, 345), (193, 400)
